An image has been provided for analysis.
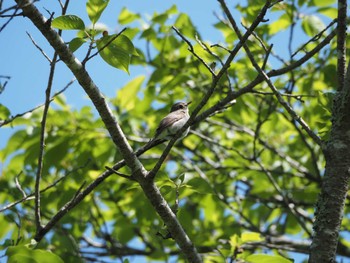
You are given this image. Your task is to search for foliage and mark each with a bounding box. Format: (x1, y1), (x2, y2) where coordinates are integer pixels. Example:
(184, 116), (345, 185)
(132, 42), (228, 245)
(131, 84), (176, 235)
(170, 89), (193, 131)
(1, 0), (348, 262)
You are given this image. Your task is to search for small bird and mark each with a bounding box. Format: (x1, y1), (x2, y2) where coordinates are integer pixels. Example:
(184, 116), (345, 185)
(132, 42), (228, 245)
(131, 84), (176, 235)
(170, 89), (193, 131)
(152, 101), (192, 142)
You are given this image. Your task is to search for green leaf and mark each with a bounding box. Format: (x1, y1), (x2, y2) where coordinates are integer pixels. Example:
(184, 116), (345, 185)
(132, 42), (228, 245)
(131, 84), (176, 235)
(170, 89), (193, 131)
(69, 37), (87, 52)
(96, 34), (138, 72)
(241, 232), (264, 244)
(317, 7), (337, 19)
(6, 245), (64, 263)
(118, 7), (140, 24)
(301, 15), (325, 37)
(310, 0), (335, 7)
(51, 15), (85, 30)
(86, 0), (110, 24)
(140, 27), (157, 40)
(115, 76), (145, 111)
(184, 177), (214, 194)
(152, 13), (169, 24)
(246, 254), (293, 263)
(268, 13), (291, 35)
(165, 5), (178, 15)
(0, 104), (10, 120)
(174, 13), (197, 39)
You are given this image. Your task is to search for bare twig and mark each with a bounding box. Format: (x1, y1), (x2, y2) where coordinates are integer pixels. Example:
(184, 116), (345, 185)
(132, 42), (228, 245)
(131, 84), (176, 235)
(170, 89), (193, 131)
(292, 19), (337, 58)
(251, 90), (314, 102)
(172, 26), (216, 76)
(34, 51), (58, 232)
(0, 158), (90, 213)
(0, 79), (74, 127)
(0, 75), (11, 94)
(195, 35), (232, 89)
(34, 0), (71, 234)
(26, 32), (52, 63)
(15, 172), (27, 198)
(0, 3), (20, 32)
(105, 166), (136, 181)
(255, 162), (312, 237)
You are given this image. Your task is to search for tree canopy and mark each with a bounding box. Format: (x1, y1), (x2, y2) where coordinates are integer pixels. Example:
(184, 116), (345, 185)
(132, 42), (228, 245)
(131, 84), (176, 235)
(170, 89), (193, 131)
(0, 0), (349, 262)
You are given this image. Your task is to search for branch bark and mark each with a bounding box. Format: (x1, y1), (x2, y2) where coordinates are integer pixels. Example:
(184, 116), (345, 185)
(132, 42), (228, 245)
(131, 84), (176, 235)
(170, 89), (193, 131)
(309, 0), (349, 262)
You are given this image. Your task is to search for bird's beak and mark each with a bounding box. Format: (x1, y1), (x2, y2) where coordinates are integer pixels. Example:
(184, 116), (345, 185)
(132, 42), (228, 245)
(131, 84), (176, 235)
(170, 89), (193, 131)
(186, 101), (192, 106)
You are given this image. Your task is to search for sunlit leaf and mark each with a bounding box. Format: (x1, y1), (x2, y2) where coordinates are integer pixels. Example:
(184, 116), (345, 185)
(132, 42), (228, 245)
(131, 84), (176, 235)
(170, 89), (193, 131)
(115, 76), (145, 111)
(301, 15), (325, 37)
(118, 7), (140, 24)
(246, 254), (293, 263)
(6, 245), (64, 263)
(241, 232), (264, 244)
(0, 104), (10, 120)
(86, 0), (110, 24)
(51, 15), (85, 30)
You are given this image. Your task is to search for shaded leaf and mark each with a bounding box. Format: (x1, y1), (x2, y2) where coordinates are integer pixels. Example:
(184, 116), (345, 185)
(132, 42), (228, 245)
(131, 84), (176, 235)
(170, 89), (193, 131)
(69, 37), (87, 52)
(96, 34), (138, 72)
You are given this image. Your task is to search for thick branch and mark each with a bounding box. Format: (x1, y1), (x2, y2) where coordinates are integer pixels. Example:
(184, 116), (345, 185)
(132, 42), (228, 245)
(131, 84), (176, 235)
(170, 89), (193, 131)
(309, 1), (349, 262)
(336, 0), (347, 91)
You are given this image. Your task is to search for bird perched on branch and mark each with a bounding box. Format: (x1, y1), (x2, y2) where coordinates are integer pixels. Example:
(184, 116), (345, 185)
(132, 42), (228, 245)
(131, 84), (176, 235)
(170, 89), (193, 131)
(152, 101), (192, 142)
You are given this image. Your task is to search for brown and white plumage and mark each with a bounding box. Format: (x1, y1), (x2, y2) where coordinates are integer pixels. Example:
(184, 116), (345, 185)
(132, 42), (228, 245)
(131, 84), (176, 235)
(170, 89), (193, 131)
(153, 101), (191, 141)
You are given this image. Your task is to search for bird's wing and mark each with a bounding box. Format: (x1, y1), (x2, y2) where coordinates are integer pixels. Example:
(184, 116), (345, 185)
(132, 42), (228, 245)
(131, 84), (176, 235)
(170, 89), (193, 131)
(155, 111), (183, 138)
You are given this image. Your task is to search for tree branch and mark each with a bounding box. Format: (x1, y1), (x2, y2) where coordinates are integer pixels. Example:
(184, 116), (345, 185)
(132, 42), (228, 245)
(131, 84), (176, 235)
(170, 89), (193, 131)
(148, 0), (273, 180)
(336, 1), (347, 91)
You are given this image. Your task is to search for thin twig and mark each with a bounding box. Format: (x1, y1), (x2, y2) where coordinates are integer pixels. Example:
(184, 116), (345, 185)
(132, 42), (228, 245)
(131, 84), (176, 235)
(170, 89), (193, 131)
(256, 162), (313, 237)
(0, 3), (20, 33)
(105, 166), (136, 181)
(292, 19), (337, 58)
(195, 35), (232, 89)
(251, 90), (314, 102)
(34, 52), (58, 232)
(26, 32), (52, 63)
(172, 26), (216, 76)
(0, 158), (90, 213)
(34, 0), (71, 234)
(0, 79), (75, 127)
(15, 172), (27, 198)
